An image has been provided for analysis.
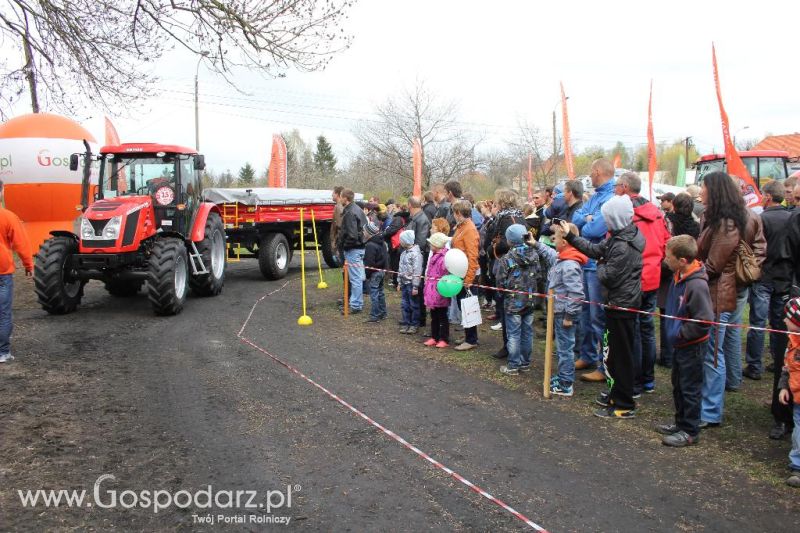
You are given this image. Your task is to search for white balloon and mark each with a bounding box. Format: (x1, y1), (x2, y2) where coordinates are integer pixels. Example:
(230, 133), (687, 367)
(444, 248), (469, 278)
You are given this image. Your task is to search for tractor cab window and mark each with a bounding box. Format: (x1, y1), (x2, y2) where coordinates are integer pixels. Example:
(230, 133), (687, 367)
(695, 159), (725, 185)
(100, 156), (178, 203)
(758, 157), (786, 184)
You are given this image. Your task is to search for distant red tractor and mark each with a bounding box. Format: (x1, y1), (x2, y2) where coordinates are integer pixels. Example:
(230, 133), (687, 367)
(34, 142), (226, 315)
(694, 150), (795, 190)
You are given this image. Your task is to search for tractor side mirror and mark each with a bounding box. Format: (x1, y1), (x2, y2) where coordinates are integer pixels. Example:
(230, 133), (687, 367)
(194, 154), (206, 171)
(69, 154), (80, 171)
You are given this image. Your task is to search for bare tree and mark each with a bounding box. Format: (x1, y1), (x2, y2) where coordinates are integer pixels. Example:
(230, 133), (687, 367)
(353, 80), (482, 191)
(507, 120), (559, 191)
(0, 0), (355, 118)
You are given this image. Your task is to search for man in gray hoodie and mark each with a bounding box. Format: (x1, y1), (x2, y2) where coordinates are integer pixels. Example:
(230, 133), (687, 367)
(559, 194), (645, 418)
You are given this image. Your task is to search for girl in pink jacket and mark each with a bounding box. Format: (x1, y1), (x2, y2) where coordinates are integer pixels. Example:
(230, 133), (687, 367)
(423, 233), (451, 348)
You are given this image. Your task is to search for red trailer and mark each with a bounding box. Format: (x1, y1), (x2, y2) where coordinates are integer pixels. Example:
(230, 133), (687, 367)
(202, 187), (351, 280)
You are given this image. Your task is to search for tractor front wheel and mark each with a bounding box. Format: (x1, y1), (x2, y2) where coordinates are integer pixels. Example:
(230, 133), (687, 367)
(189, 212), (226, 296)
(321, 228), (341, 268)
(147, 238), (189, 315)
(34, 236), (85, 314)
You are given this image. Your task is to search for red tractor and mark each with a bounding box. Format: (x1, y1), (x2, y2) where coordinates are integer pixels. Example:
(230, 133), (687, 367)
(34, 142), (226, 315)
(694, 150), (795, 190)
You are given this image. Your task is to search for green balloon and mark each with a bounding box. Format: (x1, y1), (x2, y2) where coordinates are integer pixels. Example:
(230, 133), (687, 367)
(437, 274), (463, 297)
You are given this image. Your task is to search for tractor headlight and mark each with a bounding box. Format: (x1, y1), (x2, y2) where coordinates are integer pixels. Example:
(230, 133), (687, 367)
(80, 217), (95, 239)
(103, 216), (122, 239)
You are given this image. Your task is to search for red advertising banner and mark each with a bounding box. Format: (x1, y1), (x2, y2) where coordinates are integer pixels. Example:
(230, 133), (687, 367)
(268, 134), (288, 188)
(712, 44), (761, 207)
(412, 138), (422, 197)
(647, 81), (656, 201)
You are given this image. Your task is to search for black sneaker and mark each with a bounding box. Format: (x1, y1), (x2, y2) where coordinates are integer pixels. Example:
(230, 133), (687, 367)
(698, 420), (721, 430)
(365, 316), (381, 323)
(595, 391), (610, 407)
(769, 422), (790, 440)
(662, 431), (699, 447)
(491, 347), (508, 360)
(518, 365), (531, 374)
(742, 366), (762, 380)
(593, 407), (636, 419)
(655, 423), (679, 435)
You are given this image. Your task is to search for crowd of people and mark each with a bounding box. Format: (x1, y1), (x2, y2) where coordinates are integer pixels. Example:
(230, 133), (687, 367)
(330, 158), (800, 487)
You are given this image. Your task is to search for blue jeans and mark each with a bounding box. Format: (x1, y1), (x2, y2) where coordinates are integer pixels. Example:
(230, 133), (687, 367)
(722, 287), (748, 389)
(400, 284), (420, 326)
(633, 290), (658, 392)
(745, 281), (788, 375)
(554, 313), (576, 385)
(506, 311), (533, 369)
(578, 269), (605, 371)
(791, 405), (800, 471)
(0, 274), (13, 357)
(344, 248), (366, 310)
(368, 272), (386, 319)
(702, 311), (731, 424)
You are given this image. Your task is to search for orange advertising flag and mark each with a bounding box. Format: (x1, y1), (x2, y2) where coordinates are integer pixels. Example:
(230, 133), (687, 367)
(268, 134), (288, 188)
(647, 80), (657, 201)
(527, 153), (533, 202)
(712, 44), (761, 207)
(412, 138), (422, 197)
(560, 82), (575, 179)
(104, 116), (126, 192)
(613, 153), (621, 170)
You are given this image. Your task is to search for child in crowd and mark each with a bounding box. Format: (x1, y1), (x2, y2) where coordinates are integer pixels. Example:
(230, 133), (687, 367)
(558, 194), (644, 418)
(398, 229), (422, 334)
(778, 297), (800, 487)
(423, 232), (451, 348)
(534, 223), (587, 396)
(656, 235), (713, 447)
(363, 222), (389, 323)
(496, 224), (541, 375)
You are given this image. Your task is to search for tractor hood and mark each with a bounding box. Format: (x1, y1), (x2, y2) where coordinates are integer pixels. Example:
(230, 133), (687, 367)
(80, 196), (156, 251)
(84, 196), (151, 220)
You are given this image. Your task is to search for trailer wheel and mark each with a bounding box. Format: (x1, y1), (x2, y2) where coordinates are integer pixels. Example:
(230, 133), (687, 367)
(258, 233), (291, 280)
(34, 236), (85, 314)
(189, 212), (226, 296)
(320, 229), (341, 268)
(105, 279), (143, 297)
(147, 238), (189, 315)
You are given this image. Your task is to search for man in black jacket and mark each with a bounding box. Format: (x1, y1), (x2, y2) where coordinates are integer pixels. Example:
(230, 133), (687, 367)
(406, 196), (431, 327)
(746, 181), (794, 439)
(560, 194), (645, 418)
(338, 189), (368, 313)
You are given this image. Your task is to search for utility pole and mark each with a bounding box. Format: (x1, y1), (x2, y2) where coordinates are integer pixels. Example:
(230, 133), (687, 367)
(194, 52), (209, 151)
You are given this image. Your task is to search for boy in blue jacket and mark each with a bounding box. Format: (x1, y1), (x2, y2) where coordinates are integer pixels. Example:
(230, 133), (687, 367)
(535, 223), (588, 396)
(656, 235), (714, 447)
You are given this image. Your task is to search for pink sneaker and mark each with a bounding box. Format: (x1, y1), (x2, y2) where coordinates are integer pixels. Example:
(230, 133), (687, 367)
(423, 338), (438, 347)
(435, 340), (450, 348)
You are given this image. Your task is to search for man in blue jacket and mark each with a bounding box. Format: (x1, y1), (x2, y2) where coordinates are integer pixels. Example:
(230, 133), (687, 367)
(571, 158), (616, 382)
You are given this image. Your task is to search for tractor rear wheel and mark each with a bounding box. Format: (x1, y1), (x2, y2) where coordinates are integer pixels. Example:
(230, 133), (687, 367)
(321, 229), (341, 268)
(258, 232), (291, 280)
(105, 279), (143, 297)
(147, 238), (189, 315)
(34, 236), (85, 314)
(189, 212), (226, 296)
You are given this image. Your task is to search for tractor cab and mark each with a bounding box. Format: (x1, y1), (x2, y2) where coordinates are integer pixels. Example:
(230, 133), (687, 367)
(81, 143), (206, 239)
(694, 150), (793, 191)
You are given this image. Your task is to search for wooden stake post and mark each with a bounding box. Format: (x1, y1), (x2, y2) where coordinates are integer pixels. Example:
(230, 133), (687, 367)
(543, 289), (555, 398)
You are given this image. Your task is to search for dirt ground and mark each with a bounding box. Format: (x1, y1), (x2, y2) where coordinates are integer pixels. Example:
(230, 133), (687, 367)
(1, 257), (798, 531)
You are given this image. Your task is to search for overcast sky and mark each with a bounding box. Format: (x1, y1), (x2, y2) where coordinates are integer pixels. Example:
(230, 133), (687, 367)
(11, 0), (800, 175)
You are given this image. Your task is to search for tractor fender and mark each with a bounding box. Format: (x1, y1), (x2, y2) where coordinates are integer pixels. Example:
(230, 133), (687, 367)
(49, 230), (78, 242)
(189, 203), (222, 242)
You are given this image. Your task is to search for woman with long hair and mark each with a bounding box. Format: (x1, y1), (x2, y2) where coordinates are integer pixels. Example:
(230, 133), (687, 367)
(696, 172), (765, 427)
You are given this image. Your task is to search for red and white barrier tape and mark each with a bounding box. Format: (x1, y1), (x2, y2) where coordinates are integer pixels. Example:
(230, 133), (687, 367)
(238, 280), (549, 532)
(353, 263), (799, 337)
